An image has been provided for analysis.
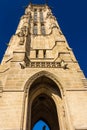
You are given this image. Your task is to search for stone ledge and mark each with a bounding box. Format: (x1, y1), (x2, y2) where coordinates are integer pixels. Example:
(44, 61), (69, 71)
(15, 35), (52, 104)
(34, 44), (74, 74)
(66, 88), (87, 91)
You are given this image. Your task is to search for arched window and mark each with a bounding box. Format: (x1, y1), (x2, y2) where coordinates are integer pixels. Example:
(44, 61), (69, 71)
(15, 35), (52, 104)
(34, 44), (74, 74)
(34, 8), (37, 22)
(32, 119), (50, 130)
(40, 9), (44, 22)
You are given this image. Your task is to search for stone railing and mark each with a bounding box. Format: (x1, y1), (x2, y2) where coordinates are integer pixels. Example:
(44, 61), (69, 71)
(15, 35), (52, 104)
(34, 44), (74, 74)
(27, 62), (61, 68)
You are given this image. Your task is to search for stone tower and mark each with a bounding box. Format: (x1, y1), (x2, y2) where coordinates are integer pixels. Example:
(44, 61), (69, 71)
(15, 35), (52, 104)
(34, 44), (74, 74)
(0, 3), (87, 130)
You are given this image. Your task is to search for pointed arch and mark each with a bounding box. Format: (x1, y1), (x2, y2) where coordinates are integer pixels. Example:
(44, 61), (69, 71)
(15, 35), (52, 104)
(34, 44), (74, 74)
(22, 71), (67, 130)
(29, 75), (62, 99)
(24, 70), (64, 96)
(24, 71), (65, 130)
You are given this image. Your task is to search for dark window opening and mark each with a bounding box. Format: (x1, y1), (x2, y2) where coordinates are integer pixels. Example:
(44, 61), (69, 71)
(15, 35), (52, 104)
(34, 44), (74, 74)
(40, 9), (42, 12)
(43, 50), (46, 58)
(34, 9), (37, 12)
(36, 50), (39, 58)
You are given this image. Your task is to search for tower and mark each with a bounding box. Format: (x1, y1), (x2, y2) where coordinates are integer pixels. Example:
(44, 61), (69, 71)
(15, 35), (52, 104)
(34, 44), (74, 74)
(0, 2), (87, 130)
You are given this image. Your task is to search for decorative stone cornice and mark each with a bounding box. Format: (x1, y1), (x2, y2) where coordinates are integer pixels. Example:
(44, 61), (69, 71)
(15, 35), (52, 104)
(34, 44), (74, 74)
(19, 59), (68, 70)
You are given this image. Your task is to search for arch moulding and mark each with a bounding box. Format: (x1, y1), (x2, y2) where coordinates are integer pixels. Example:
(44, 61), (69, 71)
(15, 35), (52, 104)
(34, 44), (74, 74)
(24, 70), (64, 96)
(21, 71), (70, 130)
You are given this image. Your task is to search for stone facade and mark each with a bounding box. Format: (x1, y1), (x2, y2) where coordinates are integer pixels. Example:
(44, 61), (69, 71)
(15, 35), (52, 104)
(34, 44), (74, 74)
(0, 3), (87, 130)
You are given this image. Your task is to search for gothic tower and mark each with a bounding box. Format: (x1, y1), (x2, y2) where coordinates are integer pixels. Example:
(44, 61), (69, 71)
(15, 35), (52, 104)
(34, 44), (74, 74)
(0, 3), (87, 130)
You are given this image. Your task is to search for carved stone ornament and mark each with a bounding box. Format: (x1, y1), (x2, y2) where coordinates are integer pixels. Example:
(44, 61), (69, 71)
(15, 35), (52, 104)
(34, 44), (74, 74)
(60, 60), (68, 69)
(25, 61), (68, 69)
(46, 12), (52, 18)
(21, 15), (29, 20)
(19, 37), (24, 45)
(25, 9), (31, 15)
(46, 12), (56, 20)
(19, 55), (31, 69)
(17, 26), (28, 37)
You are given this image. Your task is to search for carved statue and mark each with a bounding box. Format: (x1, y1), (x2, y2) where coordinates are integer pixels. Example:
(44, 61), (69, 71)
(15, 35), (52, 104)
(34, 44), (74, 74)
(46, 12), (52, 18)
(46, 12), (56, 20)
(17, 26), (28, 37)
(19, 37), (24, 45)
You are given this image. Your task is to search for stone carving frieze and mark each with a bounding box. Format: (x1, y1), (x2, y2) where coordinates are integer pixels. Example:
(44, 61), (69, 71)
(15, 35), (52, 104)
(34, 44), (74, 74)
(24, 61), (68, 69)
(27, 62), (60, 68)
(20, 56), (68, 69)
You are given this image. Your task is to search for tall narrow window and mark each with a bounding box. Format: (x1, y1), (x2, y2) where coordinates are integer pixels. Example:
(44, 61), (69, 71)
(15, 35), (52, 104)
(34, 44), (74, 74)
(36, 50), (39, 58)
(34, 9), (37, 22)
(40, 9), (44, 22)
(43, 50), (46, 58)
(41, 23), (46, 35)
(33, 23), (38, 35)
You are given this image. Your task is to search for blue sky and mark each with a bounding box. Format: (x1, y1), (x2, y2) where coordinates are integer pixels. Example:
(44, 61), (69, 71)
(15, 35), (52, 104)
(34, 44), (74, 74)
(33, 120), (50, 130)
(0, 0), (87, 77)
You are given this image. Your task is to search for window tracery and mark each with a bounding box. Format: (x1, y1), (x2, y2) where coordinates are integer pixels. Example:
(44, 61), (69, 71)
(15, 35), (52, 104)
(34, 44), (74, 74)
(41, 23), (46, 35)
(40, 9), (44, 22)
(33, 23), (38, 35)
(34, 9), (37, 22)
